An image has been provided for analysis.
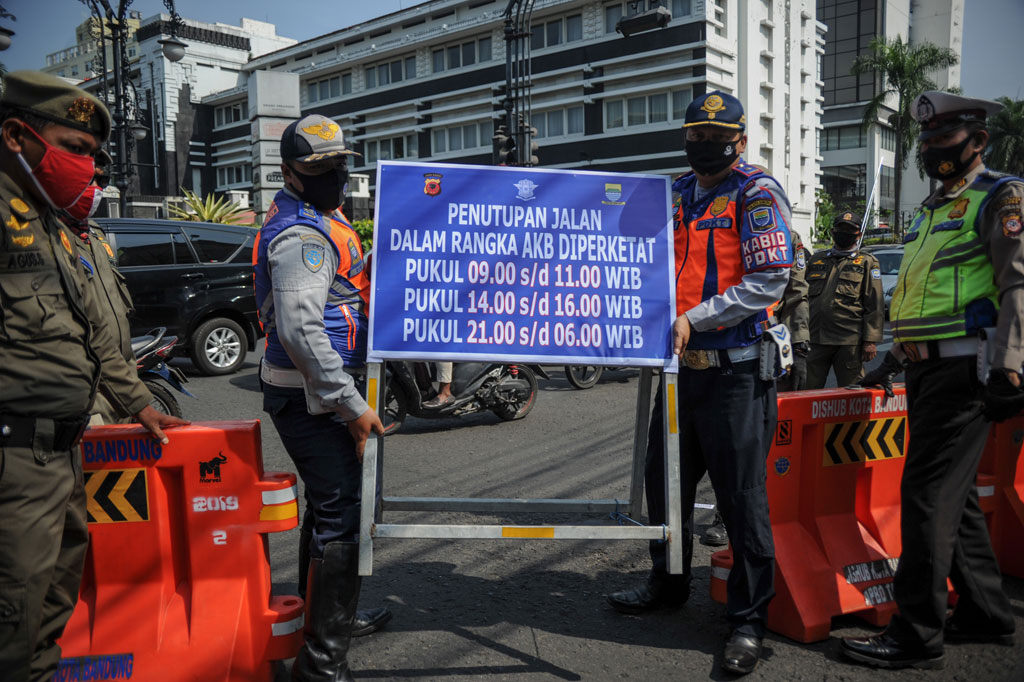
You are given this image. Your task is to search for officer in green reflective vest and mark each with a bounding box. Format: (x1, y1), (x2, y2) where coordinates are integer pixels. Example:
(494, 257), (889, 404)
(842, 92), (1024, 669)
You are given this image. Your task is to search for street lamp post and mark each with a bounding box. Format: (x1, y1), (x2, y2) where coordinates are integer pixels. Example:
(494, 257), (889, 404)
(81, 0), (185, 216)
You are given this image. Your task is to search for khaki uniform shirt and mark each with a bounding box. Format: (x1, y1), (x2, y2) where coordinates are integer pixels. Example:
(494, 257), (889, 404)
(920, 165), (1024, 372)
(807, 248), (885, 346)
(776, 231), (809, 344)
(0, 172), (150, 419)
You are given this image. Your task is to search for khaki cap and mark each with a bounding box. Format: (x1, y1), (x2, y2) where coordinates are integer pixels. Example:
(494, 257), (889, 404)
(1, 70), (111, 141)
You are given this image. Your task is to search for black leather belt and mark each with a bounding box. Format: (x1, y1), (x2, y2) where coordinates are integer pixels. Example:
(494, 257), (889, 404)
(0, 413), (91, 451)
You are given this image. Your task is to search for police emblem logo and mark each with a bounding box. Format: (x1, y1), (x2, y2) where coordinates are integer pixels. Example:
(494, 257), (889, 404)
(710, 195), (729, 216)
(843, 212), (853, 221)
(1002, 214), (1022, 237)
(514, 178), (538, 201)
(60, 230), (73, 255)
(302, 242), (326, 272)
(774, 456), (791, 477)
(701, 94), (726, 120)
(750, 207), (775, 232)
(605, 183), (622, 202)
(916, 94), (936, 123)
(301, 121), (340, 141)
(9, 197), (30, 215)
(424, 173), (442, 196)
(948, 197), (970, 219)
(67, 97), (95, 124)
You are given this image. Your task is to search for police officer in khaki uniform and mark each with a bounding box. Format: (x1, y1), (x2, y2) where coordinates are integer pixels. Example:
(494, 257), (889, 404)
(776, 230), (810, 391)
(805, 212), (885, 388)
(843, 92), (1023, 670)
(0, 71), (186, 682)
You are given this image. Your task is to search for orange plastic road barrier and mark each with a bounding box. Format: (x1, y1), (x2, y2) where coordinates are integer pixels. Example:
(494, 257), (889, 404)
(710, 387), (913, 643)
(977, 415), (1024, 578)
(56, 421), (303, 682)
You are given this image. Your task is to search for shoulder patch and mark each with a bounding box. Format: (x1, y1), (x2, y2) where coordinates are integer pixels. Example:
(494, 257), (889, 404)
(748, 206), (776, 232)
(796, 251), (806, 269)
(302, 241), (326, 272)
(1002, 213), (1022, 237)
(870, 267), (881, 279)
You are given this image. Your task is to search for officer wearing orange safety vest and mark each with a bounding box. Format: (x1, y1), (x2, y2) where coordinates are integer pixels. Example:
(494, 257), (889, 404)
(843, 92), (1023, 669)
(252, 114), (390, 681)
(607, 91), (792, 675)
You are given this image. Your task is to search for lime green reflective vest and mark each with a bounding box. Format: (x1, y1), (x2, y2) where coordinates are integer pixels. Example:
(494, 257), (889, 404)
(890, 171), (1014, 342)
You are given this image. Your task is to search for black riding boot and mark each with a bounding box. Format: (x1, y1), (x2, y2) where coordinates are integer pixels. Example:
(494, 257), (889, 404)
(299, 526), (392, 637)
(291, 542), (361, 682)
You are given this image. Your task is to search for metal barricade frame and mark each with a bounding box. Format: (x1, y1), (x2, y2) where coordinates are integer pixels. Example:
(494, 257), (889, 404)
(358, 363), (683, 576)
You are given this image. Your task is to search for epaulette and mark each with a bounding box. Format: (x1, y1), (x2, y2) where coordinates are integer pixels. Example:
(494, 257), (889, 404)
(732, 163), (763, 178)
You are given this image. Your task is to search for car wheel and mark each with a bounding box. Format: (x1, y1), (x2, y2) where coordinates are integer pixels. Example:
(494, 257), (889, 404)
(191, 317), (247, 375)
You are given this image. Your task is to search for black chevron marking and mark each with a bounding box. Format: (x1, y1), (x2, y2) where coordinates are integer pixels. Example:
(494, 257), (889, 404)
(825, 423), (843, 465)
(877, 418), (894, 459)
(860, 420), (878, 460)
(842, 422), (860, 463)
(893, 418), (906, 456)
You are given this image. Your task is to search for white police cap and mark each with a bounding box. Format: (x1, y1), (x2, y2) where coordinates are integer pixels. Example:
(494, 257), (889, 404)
(912, 91), (1003, 140)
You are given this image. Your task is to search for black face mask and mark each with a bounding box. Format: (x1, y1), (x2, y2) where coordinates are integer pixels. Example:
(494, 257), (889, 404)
(293, 165), (349, 212)
(832, 231), (859, 250)
(684, 139), (740, 176)
(921, 134), (978, 180)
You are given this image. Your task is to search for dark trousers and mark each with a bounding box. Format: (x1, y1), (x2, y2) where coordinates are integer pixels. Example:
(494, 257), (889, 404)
(646, 361), (777, 636)
(806, 343), (863, 389)
(887, 357), (1014, 651)
(0, 444), (88, 682)
(262, 384), (363, 557)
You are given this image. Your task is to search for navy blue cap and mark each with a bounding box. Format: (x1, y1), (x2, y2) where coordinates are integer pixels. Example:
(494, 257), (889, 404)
(682, 91), (746, 131)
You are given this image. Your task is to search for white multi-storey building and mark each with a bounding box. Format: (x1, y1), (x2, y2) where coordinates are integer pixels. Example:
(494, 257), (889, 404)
(188, 0), (823, 240)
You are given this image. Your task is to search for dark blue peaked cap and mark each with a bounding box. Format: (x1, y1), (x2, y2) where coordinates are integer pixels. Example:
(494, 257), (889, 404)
(683, 90), (746, 131)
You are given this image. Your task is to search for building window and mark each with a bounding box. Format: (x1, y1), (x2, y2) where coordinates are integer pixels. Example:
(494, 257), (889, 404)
(364, 134), (418, 165)
(214, 102), (247, 128)
(880, 165), (895, 212)
(365, 54), (416, 89)
(430, 122), (492, 155)
(216, 163), (251, 189)
(530, 106), (584, 139)
(819, 0), (877, 106)
(433, 37), (492, 74)
(607, 88), (691, 130)
(307, 75), (349, 104)
(533, 14), (584, 47)
(822, 164), (867, 206)
(605, 4), (624, 33)
(672, 0), (692, 15)
(880, 125), (896, 152)
(821, 124), (867, 151)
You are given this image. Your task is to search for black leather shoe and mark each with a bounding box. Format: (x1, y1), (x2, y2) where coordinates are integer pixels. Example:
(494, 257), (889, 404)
(840, 633), (944, 669)
(606, 575), (690, 614)
(944, 619), (1015, 645)
(702, 512), (728, 547)
(722, 632), (762, 675)
(352, 606), (393, 637)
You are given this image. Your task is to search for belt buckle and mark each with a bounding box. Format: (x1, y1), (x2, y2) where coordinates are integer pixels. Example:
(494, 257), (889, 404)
(683, 349), (712, 370)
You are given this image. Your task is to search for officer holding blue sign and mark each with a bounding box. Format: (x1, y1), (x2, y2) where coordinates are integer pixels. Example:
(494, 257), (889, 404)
(253, 114), (390, 682)
(607, 91), (792, 675)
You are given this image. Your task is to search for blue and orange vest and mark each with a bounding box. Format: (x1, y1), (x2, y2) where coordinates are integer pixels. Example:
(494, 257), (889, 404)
(673, 162), (793, 350)
(253, 190), (370, 369)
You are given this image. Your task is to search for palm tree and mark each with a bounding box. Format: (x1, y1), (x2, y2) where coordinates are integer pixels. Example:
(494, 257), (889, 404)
(851, 35), (958, 234)
(985, 96), (1024, 176)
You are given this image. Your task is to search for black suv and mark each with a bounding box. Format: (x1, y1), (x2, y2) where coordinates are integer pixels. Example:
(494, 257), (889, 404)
(96, 218), (260, 375)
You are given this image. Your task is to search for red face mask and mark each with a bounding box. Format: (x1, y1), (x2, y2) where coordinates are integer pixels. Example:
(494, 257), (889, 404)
(16, 123), (96, 210)
(64, 184), (104, 222)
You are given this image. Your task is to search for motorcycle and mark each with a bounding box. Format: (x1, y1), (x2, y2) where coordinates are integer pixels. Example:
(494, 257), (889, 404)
(132, 327), (193, 418)
(564, 364), (604, 390)
(381, 361), (543, 435)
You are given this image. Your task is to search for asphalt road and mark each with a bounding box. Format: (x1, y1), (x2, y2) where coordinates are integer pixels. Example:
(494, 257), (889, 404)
(166, 341), (1024, 681)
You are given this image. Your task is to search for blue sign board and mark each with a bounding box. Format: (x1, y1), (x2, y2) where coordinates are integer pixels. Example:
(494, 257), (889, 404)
(368, 161), (677, 369)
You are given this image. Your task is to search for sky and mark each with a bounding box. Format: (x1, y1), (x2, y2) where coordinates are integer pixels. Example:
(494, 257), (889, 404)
(1, 0), (1022, 101)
